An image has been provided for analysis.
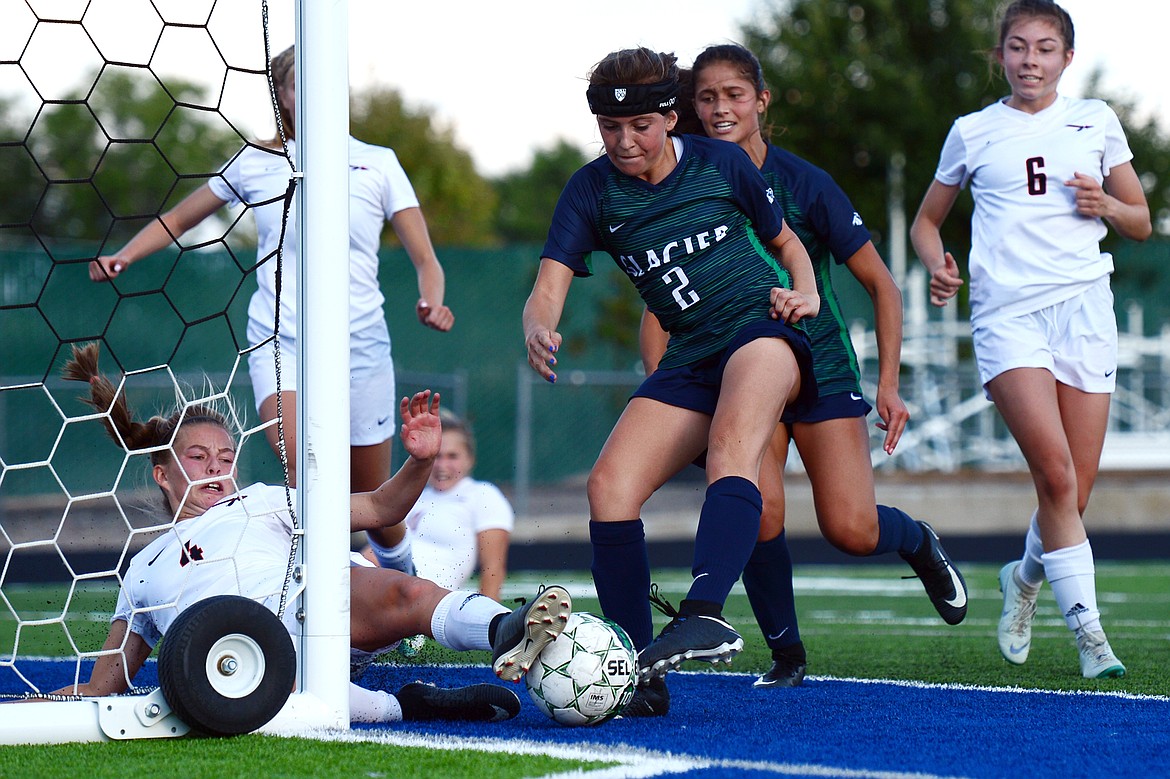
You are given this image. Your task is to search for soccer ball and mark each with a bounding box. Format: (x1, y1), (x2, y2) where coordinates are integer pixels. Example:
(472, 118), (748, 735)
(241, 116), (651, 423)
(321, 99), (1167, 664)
(525, 612), (637, 726)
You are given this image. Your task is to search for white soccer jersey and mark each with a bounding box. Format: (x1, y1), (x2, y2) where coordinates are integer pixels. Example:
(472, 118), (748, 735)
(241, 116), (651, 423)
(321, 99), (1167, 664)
(207, 137), (420, 369)
(934, 95), (1132, 327)
(114, 483), (300, 648)
(403, 478), (515, 590)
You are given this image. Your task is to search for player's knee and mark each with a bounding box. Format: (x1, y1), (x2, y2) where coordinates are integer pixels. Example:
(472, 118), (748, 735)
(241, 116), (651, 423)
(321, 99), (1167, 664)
(394, 571), (442, 606)
(1031, 459), (1078, 503)
(821, 515), (879, 556)
(758, 505), (785, 542)
(586, 462), (645, 517)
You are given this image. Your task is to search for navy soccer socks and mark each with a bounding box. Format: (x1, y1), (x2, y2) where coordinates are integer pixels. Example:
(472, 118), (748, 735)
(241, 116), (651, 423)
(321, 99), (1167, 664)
(687, 476), (762, 608)
(590, 518), (653, 650)
(742, 531), (801, 651)
(873, 504), (926, 556)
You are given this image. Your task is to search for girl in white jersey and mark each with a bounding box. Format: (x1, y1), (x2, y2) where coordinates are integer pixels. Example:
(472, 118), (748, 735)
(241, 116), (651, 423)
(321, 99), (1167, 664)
(86, 45), (454, 572)
(910, 0), (1151, 679)
(401, 411), (513, 601)
(49, 343), (571, 724)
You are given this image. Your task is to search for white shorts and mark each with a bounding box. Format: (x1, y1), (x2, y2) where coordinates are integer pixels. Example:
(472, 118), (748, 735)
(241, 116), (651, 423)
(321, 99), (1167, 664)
(248, 339), (398, 446)
(972, 277), (1117, 398)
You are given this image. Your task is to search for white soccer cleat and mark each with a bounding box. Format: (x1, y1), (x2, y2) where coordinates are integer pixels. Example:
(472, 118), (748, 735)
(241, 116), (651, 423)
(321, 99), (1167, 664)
(1075, 628), (1126, 680)
(997, 561), (1038, 665)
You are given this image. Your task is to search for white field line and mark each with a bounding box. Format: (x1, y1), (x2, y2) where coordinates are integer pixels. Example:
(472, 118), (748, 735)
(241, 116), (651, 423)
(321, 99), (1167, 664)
(501, 572), (1170, 604)
(276, 726), (976, 779)
(14, 585), (1167, 625)
(17, 656), (1170, 703)
(273, 666), (1170, 778)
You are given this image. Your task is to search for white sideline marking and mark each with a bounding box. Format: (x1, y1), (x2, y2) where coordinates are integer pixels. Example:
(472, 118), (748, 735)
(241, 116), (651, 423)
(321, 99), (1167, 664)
(21, 656), (1167, 702)
(279, 727), (971, 779)
(504, 572), (1170, 604)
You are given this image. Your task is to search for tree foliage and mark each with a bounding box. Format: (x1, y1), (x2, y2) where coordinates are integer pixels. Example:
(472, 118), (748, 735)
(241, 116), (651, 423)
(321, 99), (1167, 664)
(742, 0), (1170, 251)
(350, 87), (497, 247)
(2, 68), (240, 252)
(743, 0), (1005, 251)
(492, 140), (588, 243)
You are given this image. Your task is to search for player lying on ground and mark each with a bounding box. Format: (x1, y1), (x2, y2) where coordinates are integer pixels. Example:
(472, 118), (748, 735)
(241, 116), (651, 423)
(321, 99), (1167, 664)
(49, 343), (571, 723)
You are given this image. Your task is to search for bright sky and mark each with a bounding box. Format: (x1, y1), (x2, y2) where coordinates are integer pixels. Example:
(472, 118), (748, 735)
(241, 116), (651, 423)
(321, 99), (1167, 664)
(9, 1), (1160, 179)
(309, 0), (1166, 177)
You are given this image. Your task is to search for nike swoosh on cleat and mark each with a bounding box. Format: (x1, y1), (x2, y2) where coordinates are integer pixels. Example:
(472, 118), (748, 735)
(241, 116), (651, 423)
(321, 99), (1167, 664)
(944, 566), (967, 609)
(1008, 643), (1029, 655)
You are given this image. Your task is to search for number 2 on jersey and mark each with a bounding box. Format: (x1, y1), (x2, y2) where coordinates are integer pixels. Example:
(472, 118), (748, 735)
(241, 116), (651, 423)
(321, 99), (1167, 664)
(662, 266), (700, 310)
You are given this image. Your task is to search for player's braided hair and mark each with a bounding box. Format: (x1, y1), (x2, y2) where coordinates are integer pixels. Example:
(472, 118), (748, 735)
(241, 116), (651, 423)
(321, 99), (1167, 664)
(62, 342), (232, 467)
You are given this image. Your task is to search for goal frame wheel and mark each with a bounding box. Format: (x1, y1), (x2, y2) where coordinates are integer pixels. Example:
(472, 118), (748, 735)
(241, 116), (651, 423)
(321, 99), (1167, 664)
(157, 595), (297, 736)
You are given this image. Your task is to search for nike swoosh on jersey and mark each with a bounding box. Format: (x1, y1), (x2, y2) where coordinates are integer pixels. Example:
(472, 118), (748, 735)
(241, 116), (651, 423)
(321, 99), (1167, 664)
(608, 223), (626, 233)
(850, 393), (863, 401)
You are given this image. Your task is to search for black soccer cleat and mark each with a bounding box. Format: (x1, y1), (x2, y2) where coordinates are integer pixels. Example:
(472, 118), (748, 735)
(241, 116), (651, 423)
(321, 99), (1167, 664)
(899, 520), (968, 625)
(396, 682), (520, 722)
(621, 676), (670, 717)
(491, 585), (571, 682)
(636, 591), (742, 683)
(753, 652), (807, 689)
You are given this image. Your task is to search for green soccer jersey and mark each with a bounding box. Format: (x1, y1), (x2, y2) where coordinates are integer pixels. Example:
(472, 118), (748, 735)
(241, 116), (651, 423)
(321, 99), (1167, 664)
(543, 134), (795, 369)
(760, 144), (873, 402)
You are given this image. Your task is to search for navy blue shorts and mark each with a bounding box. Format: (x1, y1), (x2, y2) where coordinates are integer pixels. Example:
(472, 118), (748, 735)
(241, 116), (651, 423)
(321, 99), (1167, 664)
(631, 319), (817, 418)
(781, 389), (872, 426)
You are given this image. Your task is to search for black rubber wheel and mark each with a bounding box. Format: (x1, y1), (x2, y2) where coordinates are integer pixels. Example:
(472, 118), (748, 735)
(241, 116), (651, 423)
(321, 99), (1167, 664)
(158, 595), (296, 736)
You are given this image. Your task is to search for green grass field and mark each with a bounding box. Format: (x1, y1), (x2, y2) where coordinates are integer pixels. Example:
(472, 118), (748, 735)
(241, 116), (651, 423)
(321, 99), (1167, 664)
(2, 561), (1168, 777)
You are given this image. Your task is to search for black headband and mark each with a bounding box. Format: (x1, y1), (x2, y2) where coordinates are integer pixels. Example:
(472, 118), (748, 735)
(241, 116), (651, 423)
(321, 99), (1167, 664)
(586, 79), (678, 117)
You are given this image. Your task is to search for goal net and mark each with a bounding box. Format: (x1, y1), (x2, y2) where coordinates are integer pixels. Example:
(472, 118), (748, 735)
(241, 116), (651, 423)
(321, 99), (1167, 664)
(0, 0), (351, 741)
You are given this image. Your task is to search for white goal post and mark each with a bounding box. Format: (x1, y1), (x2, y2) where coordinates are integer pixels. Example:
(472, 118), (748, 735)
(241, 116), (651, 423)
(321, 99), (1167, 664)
(282, 0), (352, 733)
(1, 0), (352, 742)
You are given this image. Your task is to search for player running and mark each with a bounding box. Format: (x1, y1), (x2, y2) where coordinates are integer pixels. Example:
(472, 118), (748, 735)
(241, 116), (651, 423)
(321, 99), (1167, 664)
(911, 0), (1150, 678)
(639, 43), (968, 700)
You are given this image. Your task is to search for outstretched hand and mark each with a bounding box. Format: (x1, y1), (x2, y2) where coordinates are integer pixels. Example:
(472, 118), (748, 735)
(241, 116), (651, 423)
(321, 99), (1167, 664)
(399, 390), (441, 461)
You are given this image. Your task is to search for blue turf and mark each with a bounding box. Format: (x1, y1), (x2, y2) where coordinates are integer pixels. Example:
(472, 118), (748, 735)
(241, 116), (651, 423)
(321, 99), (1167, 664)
(10, 660), (1169, 777)
(361, 665), (1170, 779)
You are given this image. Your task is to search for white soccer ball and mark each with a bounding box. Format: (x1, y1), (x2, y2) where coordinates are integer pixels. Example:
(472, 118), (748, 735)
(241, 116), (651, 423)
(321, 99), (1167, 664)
(524, 611), (637, 726)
